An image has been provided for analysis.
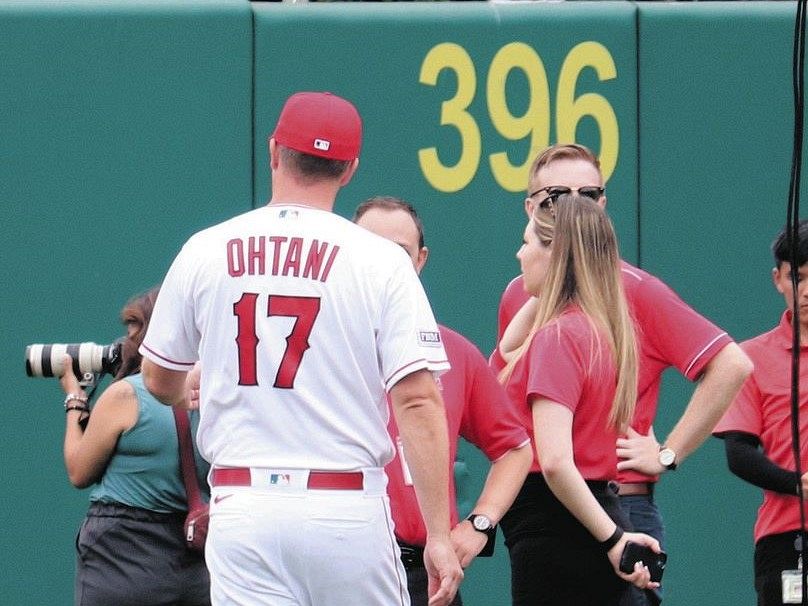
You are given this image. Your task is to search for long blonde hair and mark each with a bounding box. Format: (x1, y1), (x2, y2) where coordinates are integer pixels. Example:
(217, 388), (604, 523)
(500, 195), (637, 430)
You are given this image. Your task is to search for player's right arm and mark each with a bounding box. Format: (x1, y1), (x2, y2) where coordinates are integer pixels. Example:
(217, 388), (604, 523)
(390, 369), (463, 606)
(139, 240), (200, 407)
(141, 359), (189, 408)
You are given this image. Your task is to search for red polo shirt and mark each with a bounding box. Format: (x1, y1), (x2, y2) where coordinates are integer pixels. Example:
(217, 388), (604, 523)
(494, 261), (732, 482)
(504, 306), (619, 479)
(386, 325), (530, 547)
(713, 311), (808, 543)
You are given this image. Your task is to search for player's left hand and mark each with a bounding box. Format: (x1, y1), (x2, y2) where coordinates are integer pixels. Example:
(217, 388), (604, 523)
(424, 535), (464, 606)
(450, 519), (487, 568)
(616, 426), (663, 475)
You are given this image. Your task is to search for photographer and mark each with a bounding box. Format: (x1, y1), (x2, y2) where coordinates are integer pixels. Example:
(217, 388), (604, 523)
(58, 287), (211, 606)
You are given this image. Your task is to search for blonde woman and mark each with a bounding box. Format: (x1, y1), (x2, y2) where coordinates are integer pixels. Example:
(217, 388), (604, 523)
(498, 195), (661, 606)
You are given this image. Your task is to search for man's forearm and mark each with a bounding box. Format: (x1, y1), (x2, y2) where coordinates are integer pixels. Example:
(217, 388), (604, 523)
(468, 443), (532, 523)
(664, 343), (753, 463)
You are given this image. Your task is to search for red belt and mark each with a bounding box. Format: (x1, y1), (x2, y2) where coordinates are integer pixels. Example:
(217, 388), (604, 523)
(211, 468), (364, 490)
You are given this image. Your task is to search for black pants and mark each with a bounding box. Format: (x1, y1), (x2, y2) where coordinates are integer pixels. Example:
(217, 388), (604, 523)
(755, 531), (803, 606)
(75, 502), (211, 606)
(500, 473), (631, 606)
(404, 563), (463, 606)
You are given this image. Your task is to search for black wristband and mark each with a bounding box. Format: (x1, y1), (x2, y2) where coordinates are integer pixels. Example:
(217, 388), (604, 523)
(65, 405), (89, 414)
(600, 526), (624, 552)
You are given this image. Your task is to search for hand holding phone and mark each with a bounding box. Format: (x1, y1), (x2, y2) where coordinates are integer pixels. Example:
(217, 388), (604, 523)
(618, 541), (667, 583)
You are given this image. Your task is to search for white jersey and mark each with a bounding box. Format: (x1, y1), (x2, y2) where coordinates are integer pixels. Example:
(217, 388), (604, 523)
(141, 204), (449, 471)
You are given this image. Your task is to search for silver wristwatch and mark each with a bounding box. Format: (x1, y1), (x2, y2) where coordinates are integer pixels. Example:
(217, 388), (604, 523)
(658, 445), (678, 471)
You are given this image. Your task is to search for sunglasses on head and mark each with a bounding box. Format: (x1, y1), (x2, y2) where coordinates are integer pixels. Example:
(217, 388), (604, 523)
(529, 186), (605, 210)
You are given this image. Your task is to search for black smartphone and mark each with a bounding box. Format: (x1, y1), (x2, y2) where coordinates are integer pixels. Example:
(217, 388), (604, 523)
(618, 541), (667, 583)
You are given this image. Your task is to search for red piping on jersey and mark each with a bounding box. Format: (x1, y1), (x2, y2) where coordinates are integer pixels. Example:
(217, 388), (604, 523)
(385, 358), (449, 386)
(140, 344), (196, 368)
(385, 359), (427, 385)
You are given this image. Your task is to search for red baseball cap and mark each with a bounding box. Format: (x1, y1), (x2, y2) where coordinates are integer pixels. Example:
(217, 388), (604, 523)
(272, 91), (362, 161)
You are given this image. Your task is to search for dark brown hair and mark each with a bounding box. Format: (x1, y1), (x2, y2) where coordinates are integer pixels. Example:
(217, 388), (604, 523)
(114, 286), (160, 380)
(278, 145), (352, 181)
(353, 196), (425, 248)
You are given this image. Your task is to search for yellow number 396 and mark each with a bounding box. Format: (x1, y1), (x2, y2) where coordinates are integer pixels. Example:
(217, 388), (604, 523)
(418, 41), (619, 194)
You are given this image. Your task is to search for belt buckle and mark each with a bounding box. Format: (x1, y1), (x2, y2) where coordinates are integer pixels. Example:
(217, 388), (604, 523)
(397, 543), (423, 569)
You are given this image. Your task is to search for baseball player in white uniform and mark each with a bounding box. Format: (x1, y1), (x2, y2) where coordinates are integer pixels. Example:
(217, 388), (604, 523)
(139, 91), (463, 606)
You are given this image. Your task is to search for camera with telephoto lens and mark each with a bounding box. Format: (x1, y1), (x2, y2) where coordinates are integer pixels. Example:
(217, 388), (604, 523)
(25, 341), (123, 380)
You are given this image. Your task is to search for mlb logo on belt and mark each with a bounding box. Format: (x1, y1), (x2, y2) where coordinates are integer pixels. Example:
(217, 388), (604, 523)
(270, 474), (291, 485)
(314, 138), (330, 151)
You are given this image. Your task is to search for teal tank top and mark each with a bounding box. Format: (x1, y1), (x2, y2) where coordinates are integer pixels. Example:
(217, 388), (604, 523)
(89, 374), (210, 513)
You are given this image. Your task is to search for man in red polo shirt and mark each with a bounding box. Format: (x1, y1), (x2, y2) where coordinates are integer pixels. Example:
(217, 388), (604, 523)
(493, 143), (752, 606)
(713, 220), (808, 606)
(355, 196), (533, 606)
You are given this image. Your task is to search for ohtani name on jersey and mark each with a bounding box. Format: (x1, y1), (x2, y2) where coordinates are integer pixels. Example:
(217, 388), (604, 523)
(226, 236), (340, 282)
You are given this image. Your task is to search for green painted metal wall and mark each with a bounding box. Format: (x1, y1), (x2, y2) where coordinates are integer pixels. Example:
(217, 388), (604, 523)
(252, 0), (639, 373)
(637, 4), (800, 604)
(1, 2), (253, 604)
(3, 1), (802, 604)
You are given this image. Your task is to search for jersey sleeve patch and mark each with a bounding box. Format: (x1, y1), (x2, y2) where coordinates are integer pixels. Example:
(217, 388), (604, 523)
(418, 330), (442, 347)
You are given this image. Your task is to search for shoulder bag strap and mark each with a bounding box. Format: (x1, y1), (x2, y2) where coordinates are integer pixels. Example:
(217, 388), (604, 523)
(172, 407), (203, 509)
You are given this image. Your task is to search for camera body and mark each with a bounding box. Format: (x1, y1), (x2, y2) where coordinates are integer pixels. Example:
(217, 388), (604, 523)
(25, 341), (123, 379)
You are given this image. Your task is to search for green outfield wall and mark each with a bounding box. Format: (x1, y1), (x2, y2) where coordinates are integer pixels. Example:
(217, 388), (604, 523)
(2, 1), (802, 604)
(1, 2), (253, 603)
(637, 5), (801, 604)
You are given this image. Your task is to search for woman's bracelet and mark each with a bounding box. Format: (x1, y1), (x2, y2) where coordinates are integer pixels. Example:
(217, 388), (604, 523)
(600, 526), (624, 552)
(65, 404), (89, 415)
(64, 393), (88, 409)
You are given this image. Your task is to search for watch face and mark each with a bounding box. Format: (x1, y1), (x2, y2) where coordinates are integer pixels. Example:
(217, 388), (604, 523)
(472, 515), (492, 532)
(659, 448), (676, 467)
